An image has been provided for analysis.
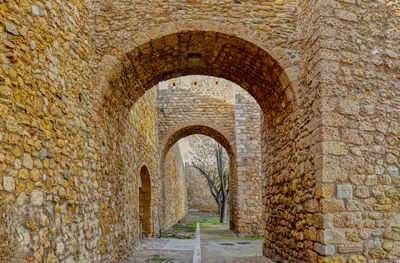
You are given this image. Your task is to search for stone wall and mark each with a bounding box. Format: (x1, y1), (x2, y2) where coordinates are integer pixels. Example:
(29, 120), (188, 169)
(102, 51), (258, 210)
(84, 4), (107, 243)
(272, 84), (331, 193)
(233, 92), (262, 235)
(186, 163), (219, 214)
(89, 0), (298, 64)
(2, 0), (399, 262)
(97, 87), (187, 261)
(0, 1), (95, 262)
(157, 76), (236, 143)
(157, 76), (238, 225)
(310, 0), (400, 262)
(158, 76), (263, 235)
(162, 145), (187, 230)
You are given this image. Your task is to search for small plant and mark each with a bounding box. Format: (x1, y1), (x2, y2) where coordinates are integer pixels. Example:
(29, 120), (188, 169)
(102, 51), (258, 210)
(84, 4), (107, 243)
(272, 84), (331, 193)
(145, 254), (172, 262)
(161, 232), (193, 239)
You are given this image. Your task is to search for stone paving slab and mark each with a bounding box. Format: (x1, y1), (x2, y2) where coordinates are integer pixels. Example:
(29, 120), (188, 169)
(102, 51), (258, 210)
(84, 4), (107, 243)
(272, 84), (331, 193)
(125, 235), (198, 262)
(163, 238), (198, 251)
(124, 249), (193, 263)
(201, 228), (272, 263)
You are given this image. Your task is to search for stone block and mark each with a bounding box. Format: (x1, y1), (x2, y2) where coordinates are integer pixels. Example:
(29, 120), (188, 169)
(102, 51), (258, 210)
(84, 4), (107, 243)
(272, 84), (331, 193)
(369, 247), (386, 259)
(318, 256), (345, 263)
(336, 184), (352, 199)
(5, 21), (19, 35)
(341, 129), (362, 145)
(315, 214), (333, 229)
(354, 186), (369, 198)
(321, 199), (345, 213)
(23, 153), (33, 169)
(56, 241), (65, 255)
(3, 176), (15, 192)
(31, 5), (40, 16)
(346, 200), (363, 211)
(31, 190), (44, 206)
(321, 142), (348, 155)
(348, 255), (365, 263)
(316, 183), (334, 198)
(333, 214), (355, 228)
(319, 229), (346, 244)
(6, 116), (18, 132)
(336, 243), (362, 253)
(305, 199), (319, 212)
(374, 204), (392, 211)
(365, 175), (377, 186)
(318, 167), (348, 183)
(345, 231), (360, 242)
(313, 242), (335, 256)
(337, 99), (360, 115)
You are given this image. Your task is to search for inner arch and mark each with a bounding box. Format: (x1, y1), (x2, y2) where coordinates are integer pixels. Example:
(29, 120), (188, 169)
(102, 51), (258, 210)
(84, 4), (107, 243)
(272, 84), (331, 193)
(160, 122), (234, 163)
(160, 123), (238, 232)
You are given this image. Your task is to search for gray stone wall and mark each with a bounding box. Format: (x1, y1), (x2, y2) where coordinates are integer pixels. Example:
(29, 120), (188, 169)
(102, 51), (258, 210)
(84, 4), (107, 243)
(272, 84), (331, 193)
(233, 92), (262, 235)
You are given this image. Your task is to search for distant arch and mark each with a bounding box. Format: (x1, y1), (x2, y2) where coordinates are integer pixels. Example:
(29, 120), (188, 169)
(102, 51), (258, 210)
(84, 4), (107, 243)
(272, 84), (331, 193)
(159, 122), (240, 231)
(160, 121), (234, 164)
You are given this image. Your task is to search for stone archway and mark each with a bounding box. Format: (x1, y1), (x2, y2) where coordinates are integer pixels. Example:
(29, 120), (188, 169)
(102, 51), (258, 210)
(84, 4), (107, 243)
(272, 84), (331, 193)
(139, 166), (153, 238)
(93, 22), (309, 262)
(2, 0), (398, 261)
(159, 122), (238, 231)
(160, 121), (234, 162)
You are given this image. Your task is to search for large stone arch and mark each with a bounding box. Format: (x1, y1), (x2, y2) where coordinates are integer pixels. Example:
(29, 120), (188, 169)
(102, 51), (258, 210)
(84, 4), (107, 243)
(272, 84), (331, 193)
(92, 21), (299, 124)
(2, 0), (398, 262)
(93, 22), (306, 262)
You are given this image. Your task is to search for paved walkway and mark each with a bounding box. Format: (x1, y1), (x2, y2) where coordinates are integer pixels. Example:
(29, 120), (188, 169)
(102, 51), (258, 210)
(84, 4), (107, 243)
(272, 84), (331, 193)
(125, 212), (274, 263)
(200, 228), (272, 263)
(124, 238), (194, 262)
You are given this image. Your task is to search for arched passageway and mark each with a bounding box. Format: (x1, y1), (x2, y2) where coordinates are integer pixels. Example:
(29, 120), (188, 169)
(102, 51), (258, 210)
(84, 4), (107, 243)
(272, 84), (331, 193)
(160, 122), (234, 161)
(2, 1), (398, 262)
(139, 166), (153, 238)
(157, 76), (263, 235)
(94, 23), (305, 262)
(159, 122), (238, 231)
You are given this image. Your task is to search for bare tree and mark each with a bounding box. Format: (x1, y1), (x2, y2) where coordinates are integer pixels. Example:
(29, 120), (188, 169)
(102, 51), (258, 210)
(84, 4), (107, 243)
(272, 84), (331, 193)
(189, 136), (229, 223)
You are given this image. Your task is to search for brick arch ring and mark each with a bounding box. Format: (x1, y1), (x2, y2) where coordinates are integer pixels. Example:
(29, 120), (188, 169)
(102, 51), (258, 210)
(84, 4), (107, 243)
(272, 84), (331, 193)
(159, 121), (234, 164)
(92, 21), (299, 127)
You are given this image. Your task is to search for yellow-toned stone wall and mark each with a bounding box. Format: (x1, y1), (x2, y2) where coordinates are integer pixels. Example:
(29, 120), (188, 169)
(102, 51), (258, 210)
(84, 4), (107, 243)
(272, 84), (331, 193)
(98, 87), (187, 262)
(90, 0), (298, 64)
(162, 144), (188, 230)
(1, 0), (399, 262)
(127, 87), (160, 245)
(308, 1), (400, 262)
(0, 1), (95, 262)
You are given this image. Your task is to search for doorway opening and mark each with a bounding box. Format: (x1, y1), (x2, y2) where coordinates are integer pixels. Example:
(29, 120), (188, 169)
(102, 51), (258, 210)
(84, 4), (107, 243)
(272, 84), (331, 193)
(139, 166), (153, 238)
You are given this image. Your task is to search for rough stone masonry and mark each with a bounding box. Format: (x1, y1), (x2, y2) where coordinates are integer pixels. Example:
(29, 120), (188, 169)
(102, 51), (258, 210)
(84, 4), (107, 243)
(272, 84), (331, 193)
(157, 76), (262, 235)
(1, 0), (399, 263)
